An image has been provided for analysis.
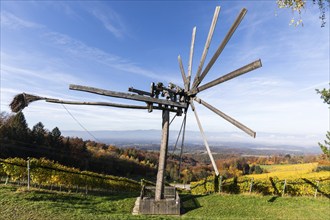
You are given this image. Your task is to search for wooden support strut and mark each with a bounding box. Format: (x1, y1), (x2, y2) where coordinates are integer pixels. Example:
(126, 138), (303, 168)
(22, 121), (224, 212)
(69, 84), (188, 109)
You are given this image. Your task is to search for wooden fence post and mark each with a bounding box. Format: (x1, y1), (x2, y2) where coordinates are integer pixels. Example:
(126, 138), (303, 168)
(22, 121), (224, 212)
(27, 157), (30, 190)
(249, 178), (254, 193)
(314, 180), (320, 198)
(219, 176), (223, 193)
(282, 179), (287, 197)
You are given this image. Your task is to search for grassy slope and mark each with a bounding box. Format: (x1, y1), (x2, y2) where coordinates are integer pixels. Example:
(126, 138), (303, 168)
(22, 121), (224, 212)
(1, 185), (329, 220)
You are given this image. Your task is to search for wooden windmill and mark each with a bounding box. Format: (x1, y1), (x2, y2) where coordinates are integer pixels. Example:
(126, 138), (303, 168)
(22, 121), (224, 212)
(10, 6), (262, 215)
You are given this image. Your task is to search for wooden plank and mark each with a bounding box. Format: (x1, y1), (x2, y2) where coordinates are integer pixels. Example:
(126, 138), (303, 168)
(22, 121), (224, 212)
(192, 6), (220, 89)
(190, 100), (219, 176)
(187, 26), (196, 90)
(193, 8), (247, 89)
(194, 97), (256, 138)
(69, 84), (188, 109)
(194, 59), (262, 94)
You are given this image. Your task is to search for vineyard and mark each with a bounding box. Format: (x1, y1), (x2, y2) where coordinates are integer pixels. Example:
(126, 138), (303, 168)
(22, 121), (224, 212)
(0, 157), (141, 193)
(191, 163), (330, 196)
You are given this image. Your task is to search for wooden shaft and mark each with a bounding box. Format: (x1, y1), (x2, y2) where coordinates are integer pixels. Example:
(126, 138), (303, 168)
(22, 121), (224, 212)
(187, 26), (196, 90)
(190, 100), (219, 176)
(46, 98), (180, 113)
(194, 97), (256, 138)
(46, 99), (148, 109)
(193, 8), (247, 89)
(155, 109), (170, 200)
(192, 6), (220, 88)
(178, 55), (188, 91)
(196, 59), (262, 93)
(69, 84), (188, 109)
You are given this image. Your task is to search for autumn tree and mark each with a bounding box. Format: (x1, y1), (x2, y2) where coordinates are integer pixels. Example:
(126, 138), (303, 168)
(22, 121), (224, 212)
(277, 0), (330, 27)
(319, 132), (330, 159)
(316, 85), (330, 159)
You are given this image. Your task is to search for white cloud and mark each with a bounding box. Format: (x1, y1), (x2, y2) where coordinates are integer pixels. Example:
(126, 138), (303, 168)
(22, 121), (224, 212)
(0, 11), (43, 29)
(43, 32), (174, 82)
(91, 8), (126, 38)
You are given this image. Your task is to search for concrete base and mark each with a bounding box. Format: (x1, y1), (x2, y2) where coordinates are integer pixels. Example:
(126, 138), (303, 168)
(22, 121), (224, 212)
(132, 186), (180, 215)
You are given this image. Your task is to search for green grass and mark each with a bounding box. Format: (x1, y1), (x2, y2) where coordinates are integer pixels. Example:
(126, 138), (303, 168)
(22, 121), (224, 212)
(181, 193), (330, 219)
(1, 185), (329, 220)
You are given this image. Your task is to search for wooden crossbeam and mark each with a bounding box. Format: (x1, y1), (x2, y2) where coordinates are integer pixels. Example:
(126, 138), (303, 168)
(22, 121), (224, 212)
(69, 84), (188, 109)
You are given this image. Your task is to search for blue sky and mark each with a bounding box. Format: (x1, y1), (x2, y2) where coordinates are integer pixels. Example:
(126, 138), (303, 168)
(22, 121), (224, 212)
(1, 1), (329, 146)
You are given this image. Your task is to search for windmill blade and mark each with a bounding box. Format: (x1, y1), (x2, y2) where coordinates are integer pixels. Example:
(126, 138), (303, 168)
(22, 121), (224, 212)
(194, 97), (256, 138)
(192, 8), (248, 89)
(178, 55), (188, 91)
(192, 6), (221, 89)
(195, 59), (262, 94)
(190, 100), (220, 176)
(187, 26), (196, 91)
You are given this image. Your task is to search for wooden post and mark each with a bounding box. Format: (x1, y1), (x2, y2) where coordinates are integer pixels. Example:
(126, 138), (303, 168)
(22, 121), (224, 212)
(27, 157), (30, 190)
(282, 179), (287, 197)
(314, 181), (320, 198)
(219, 176), (223, 193)
(155, 109), (170, 201)
(249, 178), (254, 193)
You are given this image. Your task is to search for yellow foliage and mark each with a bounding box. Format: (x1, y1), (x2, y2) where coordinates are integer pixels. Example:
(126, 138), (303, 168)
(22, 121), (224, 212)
(248, 163), (321, 180)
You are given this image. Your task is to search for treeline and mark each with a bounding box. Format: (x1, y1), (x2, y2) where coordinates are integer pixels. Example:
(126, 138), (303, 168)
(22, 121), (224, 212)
(0, 112), (157, 179)
(0, 111), (323, 184)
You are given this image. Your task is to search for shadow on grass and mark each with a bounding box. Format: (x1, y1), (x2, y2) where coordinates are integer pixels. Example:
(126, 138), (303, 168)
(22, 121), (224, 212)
(267, 196), (279, 203)
(180, 194), (204, 214)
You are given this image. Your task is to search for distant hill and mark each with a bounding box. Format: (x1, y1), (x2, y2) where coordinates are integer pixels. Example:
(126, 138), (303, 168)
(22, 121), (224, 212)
(62, 130), (322, 155)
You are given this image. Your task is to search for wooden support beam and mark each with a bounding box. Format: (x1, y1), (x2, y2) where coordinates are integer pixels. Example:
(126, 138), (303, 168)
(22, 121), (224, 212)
(192, 6), (220, 89)
(192, 8), (247, 89)
(155, 109), (170, 200)
(69, 84), (188, 109)
(194, 97), (256, 138)
(192, 59), (262, 94)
